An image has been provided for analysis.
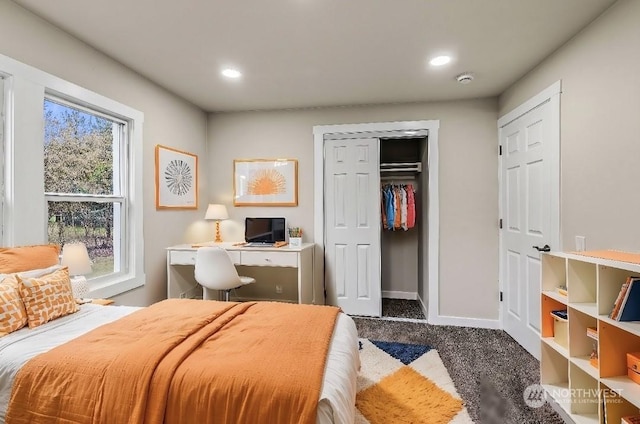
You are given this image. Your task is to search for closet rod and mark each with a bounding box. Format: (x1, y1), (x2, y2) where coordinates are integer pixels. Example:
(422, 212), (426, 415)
(380, 175), (417, 181)
(380, 162), (422, 173)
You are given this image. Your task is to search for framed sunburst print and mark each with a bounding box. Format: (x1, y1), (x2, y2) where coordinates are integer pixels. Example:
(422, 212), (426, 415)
(155, 145), (198, 210)
(233, 159), (298, 206)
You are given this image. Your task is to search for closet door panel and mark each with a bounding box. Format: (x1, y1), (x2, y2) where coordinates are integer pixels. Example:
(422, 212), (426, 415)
(324, 138), (381, 317)
(357, 244), (371, 299)
(333, 174), (347, 228)
(356, 173), (371, 227)
(334, 244), (347, 297)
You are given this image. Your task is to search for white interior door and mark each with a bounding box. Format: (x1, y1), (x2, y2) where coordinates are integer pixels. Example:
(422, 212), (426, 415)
(500, 89), (560, 359)
(324, 137), (381, 317)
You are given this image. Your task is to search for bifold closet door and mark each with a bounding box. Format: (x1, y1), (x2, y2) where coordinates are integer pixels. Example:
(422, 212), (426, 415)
(324, 138), (381, 317)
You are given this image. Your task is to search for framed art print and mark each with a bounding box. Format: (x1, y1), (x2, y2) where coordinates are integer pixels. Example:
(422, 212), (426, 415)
(155, 145), (198, 210)
(233, 159), (298, 206)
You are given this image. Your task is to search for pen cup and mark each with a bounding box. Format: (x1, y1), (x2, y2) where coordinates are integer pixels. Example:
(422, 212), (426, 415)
(289, 237), (302, 248)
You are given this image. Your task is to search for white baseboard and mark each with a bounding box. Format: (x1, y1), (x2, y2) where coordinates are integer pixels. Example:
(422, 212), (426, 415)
(418, 292), (500, 329)
(417, 293), (428, 318)
(230, 292), (499, 330)
(382, 291), (417, 300)
(231, 296), (296, 304)
(428, 314), (501, 330)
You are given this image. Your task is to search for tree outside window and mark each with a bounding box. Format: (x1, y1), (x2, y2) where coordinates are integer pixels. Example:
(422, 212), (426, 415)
(44, 98), (126, 280)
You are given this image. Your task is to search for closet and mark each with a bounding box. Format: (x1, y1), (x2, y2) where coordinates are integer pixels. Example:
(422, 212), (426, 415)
(322, 131), (428, 317)
(379, 137), (425, 306)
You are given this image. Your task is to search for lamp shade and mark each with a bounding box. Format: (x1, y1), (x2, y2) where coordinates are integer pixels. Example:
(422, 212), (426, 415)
(205, 204), (229, 221)
(61, 243), (92, 276)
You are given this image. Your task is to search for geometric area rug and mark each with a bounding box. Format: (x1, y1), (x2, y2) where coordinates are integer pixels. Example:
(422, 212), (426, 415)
(356, 339), (473, 424)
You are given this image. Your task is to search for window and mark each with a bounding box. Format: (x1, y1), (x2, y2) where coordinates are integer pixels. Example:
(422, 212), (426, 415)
(44, 97), (126, 282)
(0, 53), (144, 298)
(0, 75), (4, 241)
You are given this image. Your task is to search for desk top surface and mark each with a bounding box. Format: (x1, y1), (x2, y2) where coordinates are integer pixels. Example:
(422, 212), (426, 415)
(167, 242), (314, 252)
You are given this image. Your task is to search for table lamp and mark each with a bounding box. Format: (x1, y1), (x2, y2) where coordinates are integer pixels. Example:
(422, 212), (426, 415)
(61, 242), (92, 298)
(205, 204), (229, 243)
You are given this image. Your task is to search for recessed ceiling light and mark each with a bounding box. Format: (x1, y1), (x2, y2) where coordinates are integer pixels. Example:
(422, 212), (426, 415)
(221, 68), (242, 79)
(429, 56), (451, 66)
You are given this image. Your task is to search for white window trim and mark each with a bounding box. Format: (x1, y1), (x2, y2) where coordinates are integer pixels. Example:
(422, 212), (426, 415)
(0, 52), (145, 298)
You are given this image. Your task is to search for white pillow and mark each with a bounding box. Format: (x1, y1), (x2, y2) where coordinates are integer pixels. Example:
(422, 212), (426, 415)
(17, 264), (64, 279)
(0, 264), (63, 284)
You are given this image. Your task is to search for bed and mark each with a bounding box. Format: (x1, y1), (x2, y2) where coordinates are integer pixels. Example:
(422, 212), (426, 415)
(0, 245), (360, 424)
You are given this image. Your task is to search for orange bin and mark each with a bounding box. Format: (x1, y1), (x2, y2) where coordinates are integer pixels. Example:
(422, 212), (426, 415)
(626, 352), (640, 384)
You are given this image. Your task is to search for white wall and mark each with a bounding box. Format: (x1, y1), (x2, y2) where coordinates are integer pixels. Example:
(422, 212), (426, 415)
(499, 0), (640, 253)
(208, 98), (500, 320)
(0, 0), (209, 305)
(0, 0), (511, 320)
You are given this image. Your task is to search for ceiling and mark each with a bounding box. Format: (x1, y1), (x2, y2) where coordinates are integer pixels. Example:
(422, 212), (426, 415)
(12, 0), (617, 112)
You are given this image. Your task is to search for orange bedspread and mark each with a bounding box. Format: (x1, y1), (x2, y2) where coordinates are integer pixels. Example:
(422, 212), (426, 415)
(6, 299), (340, 424)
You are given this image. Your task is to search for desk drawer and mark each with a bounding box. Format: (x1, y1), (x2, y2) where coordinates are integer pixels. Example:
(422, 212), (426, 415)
(240, 251), (298, 267)
(170, 250), (241, 265)
(170, 250), (196, 265)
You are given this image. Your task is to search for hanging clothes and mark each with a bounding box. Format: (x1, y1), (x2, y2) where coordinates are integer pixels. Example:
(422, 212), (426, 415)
(385, 186), (395, 230)
(393, 187), (401, 230)
(406, 184), (416, 229)
(400, 185), (408, 231)
(381, 187), (388, 230)
(381, 183), (416, 231)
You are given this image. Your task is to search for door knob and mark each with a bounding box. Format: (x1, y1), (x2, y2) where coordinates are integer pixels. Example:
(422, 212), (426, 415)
(533, 244), (551, 252)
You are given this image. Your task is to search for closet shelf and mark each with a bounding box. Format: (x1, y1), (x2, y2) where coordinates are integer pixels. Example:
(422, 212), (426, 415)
(380, 162), (422, 173)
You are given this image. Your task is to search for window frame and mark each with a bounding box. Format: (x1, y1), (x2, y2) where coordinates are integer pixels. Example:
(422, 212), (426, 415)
(43, 95), (128, 286)
(0, 52), (145, 298)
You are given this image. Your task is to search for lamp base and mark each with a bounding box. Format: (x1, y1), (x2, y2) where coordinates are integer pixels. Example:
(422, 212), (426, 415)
(70, 275), (89, 299)
(215, 220), (223, 243)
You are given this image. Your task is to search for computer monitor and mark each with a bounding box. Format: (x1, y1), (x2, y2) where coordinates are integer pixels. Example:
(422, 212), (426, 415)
(244, 217), (286, 244)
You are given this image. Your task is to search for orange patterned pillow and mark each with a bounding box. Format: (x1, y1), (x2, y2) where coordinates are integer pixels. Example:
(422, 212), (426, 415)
(0, 275), (28, 336)
(0, 244), (61, 274)
(18, 267), (78, 329)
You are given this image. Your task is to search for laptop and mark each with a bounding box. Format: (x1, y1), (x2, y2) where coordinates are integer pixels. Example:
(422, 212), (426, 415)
(244, 217), (286, 246)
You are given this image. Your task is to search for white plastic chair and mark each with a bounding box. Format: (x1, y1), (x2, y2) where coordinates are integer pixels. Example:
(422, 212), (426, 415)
(194, 246), (256, 301)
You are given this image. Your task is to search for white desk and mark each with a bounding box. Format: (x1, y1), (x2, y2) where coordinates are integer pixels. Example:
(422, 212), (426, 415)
(166, 242), (319, 304)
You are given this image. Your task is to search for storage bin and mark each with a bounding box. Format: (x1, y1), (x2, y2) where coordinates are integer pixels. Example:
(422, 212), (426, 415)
(552, 313), (568, 348)
(626, 352), (640, 384)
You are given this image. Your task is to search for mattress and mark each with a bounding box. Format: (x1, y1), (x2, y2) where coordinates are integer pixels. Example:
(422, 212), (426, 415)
(0, 303), (359, 424)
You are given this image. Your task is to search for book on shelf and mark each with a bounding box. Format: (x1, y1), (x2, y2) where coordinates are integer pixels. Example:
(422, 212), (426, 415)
(622, 416), (640, 424)
(610, 276), (632, 320)
(586, 326), (598, 340)
(617, 277), (640, 321)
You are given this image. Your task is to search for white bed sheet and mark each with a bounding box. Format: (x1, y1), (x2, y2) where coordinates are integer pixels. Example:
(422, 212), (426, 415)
(0, 303), (359, 424)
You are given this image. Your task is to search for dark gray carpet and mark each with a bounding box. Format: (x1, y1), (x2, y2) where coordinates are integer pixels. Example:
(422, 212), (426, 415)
(382, 298), (426, 320)
(354, 317), (564, 424)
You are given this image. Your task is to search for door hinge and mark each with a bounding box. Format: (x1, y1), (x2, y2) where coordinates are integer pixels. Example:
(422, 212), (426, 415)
(499, 145), (502, 156)
(500, 291), (503, 302)
(499, 218), (503, 229)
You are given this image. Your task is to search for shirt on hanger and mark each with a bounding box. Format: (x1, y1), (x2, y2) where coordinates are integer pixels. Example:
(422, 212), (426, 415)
(407, 184), (416, 229)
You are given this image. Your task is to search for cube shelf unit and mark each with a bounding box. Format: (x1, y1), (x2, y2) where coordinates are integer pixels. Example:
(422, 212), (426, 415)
(541, 252), (640, 424)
